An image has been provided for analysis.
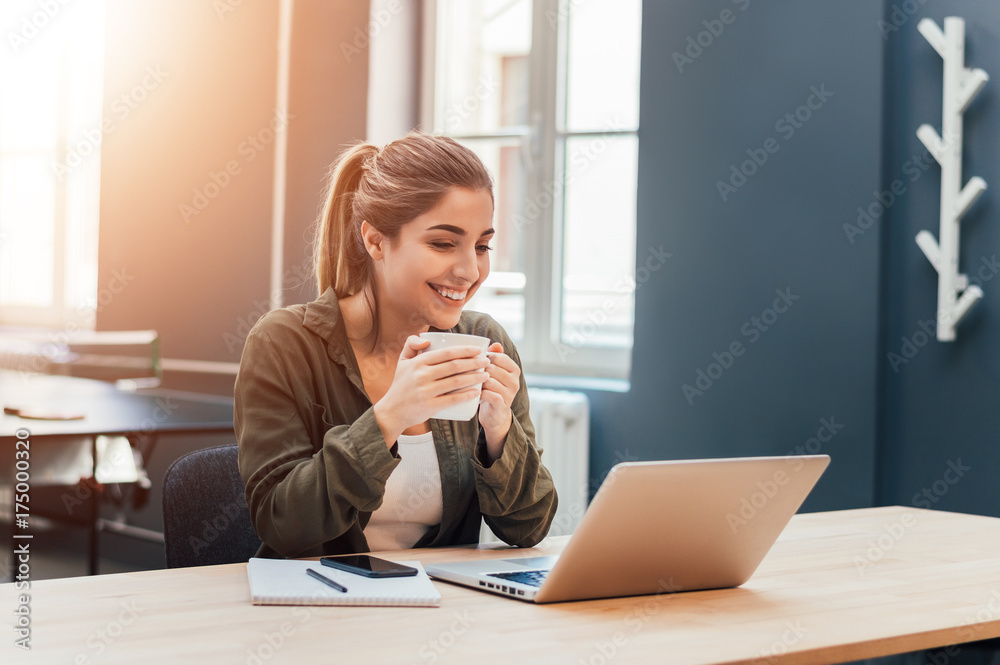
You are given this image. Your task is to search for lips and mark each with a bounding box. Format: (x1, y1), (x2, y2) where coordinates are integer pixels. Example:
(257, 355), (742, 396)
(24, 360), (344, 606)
(429, 283), (470, 303)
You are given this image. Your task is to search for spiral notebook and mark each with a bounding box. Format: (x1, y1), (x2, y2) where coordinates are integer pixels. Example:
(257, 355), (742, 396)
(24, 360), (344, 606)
(246, 557), (441, 607)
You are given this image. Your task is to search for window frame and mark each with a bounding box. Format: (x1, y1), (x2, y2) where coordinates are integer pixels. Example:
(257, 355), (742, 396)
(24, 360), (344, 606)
(420, 0), (637, 380)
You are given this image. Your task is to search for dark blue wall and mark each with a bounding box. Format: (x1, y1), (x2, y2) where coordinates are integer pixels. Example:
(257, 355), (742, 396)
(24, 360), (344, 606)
(878, 1), (1000, 516)
(572, 0), (886, 511)
(570, 0), (1000, 521)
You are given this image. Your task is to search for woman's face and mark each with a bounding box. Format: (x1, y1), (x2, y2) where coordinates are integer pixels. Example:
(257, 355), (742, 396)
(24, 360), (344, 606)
(376, 186), (495, 332)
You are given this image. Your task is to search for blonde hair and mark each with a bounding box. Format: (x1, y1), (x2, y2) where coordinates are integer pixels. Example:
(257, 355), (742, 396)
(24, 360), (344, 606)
(313, 132), (494, 350)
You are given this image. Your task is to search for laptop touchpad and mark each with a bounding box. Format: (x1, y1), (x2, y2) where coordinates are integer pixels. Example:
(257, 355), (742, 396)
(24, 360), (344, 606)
(499, 556), (559, 569)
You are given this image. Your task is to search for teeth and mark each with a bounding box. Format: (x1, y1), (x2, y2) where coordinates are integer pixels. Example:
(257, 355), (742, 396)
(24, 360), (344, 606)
(433, 285), (467, 301)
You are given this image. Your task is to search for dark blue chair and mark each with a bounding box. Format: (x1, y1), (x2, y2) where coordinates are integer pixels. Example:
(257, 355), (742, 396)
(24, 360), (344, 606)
(162, 444), (261, 568)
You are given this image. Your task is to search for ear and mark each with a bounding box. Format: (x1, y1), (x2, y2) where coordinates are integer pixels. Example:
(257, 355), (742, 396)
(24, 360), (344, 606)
(359, 220), (385, 261)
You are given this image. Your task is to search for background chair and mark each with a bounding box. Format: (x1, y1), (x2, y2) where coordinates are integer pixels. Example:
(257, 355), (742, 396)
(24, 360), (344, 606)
(162, 444), (261, 568)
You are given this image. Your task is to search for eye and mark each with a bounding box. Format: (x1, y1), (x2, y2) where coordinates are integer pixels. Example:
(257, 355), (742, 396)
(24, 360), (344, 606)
(429, 241), (454, 250)
(476, 244), (494, 254)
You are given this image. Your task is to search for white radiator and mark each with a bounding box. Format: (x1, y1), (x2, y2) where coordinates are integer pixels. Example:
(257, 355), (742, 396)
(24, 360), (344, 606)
(480, 388), (590, 544)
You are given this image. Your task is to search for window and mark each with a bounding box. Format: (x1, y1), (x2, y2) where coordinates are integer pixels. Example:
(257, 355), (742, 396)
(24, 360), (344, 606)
(423, 0), (641, 379)
(0, 0), (105, 330)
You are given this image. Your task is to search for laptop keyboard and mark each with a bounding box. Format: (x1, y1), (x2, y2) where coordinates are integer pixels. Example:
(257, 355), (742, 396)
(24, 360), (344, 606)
(487, 569), (549, 587)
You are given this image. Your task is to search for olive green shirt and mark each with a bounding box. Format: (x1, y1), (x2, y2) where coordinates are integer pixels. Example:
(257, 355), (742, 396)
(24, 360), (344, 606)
(234, 287), (558, 558)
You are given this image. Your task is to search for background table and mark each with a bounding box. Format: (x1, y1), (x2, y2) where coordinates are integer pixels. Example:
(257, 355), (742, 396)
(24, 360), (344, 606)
(1, 370), (234, 574)
(3, 507), (1000, 664)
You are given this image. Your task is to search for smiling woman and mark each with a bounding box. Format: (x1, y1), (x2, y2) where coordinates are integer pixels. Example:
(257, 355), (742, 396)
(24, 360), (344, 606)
(234, 132), (558, 559)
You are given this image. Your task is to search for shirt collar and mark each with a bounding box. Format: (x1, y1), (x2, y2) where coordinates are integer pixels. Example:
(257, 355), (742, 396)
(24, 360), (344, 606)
(303, 287), (362, 386)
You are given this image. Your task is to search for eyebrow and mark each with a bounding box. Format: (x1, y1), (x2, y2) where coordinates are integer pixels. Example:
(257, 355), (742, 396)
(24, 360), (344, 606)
(425, 224), (495, 237)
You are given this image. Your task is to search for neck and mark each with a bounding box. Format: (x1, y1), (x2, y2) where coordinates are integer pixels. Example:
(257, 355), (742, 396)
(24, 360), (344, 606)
(340, 284), (430, 359)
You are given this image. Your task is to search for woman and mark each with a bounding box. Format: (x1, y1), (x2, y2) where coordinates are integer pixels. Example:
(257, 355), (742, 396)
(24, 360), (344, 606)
(234, 132), (558, 558)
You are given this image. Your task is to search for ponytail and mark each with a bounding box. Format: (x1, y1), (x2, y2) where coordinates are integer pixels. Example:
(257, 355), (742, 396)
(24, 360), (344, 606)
(314, 142), (379, 298)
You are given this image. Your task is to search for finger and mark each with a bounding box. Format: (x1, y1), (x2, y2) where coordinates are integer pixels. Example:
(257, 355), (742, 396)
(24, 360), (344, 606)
(422, 354), (489, 381)
(482, 376), (512, 397)
(487, 342), (503, 354)
(424, 368), (487, 399)
(485, 356), (520, 381)
(484, 363), (512, 387)
(486, 350), (518, 373)
(478, 386), (507, 409)
(420, 345), (489, 365)
(399, 335), (431, 360)
(436, 384), (483, 408)
(441, 369), (489, 395)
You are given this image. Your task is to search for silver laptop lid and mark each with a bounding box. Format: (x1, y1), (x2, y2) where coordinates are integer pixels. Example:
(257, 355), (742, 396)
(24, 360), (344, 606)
(532, 455), (830, 602)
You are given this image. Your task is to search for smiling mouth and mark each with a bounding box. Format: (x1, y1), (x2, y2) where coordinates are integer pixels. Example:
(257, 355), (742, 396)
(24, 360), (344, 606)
(429, 283), (470, 303)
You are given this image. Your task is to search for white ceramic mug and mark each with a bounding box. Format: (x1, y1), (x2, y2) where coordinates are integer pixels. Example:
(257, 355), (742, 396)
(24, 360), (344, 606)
(419, 332), (491, 420)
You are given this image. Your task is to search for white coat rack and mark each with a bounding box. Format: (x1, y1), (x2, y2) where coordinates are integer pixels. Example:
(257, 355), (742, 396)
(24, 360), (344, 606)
(914, 17), (989, 342)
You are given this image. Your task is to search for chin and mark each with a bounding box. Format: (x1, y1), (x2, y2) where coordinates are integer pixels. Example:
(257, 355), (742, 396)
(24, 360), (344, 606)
(432, 310), (463, 331)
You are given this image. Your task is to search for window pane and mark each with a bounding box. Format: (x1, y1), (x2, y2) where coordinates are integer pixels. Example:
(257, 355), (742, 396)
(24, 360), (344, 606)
(434, 0), (532, 135)
(563, 0), (641, 132)
(559, 135), (637, 348)
(459, 137), (527, 342)
(62, 0), (105, 316)
(0, 155), (56, 307)
(0, 3), (60, 153)
(0, 0), (104, 321)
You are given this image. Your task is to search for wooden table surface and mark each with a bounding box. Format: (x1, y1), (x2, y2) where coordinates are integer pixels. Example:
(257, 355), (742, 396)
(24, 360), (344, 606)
(4, 506), (1000, 665)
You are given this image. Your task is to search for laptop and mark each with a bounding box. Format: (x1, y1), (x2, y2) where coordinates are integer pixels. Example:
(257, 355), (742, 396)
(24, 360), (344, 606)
(425, 455), (830, 603)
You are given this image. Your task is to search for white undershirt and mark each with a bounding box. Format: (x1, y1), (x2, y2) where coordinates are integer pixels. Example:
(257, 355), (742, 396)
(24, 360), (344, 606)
(364, 430), (444, 552)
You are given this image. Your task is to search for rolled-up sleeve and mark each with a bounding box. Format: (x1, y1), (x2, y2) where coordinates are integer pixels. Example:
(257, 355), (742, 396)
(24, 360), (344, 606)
(470, 325), (558, 547)
(234, 320), (399, 558)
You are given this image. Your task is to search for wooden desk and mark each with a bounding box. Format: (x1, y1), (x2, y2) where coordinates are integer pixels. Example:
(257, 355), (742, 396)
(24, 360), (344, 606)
(3, 507), (1000, 664)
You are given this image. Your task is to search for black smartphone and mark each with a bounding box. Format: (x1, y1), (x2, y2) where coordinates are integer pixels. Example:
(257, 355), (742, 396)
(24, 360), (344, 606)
(320, 555), (418, 578)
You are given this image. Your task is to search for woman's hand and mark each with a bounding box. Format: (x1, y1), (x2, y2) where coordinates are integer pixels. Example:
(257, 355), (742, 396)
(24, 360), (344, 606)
(478, 342), (520, 463)
(373, 335), (489, 447)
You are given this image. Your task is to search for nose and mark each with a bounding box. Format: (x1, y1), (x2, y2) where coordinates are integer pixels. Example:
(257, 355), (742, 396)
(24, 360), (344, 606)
(452, 245), (479, 285)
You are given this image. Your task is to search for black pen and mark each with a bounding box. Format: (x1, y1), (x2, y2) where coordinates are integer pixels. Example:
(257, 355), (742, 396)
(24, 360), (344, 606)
(307, 568), (348, 593)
